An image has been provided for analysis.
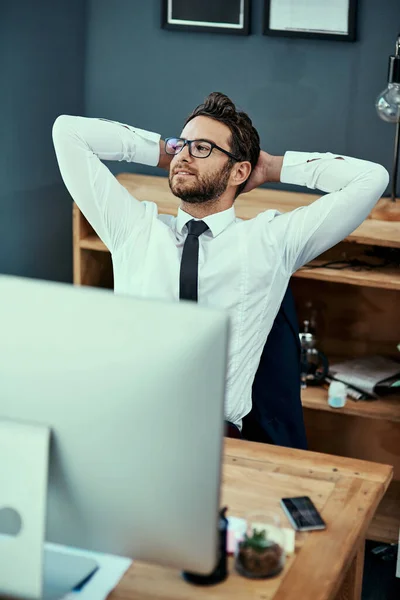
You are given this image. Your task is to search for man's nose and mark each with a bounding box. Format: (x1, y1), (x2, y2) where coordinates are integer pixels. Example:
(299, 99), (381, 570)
(179, 143), (193, 161)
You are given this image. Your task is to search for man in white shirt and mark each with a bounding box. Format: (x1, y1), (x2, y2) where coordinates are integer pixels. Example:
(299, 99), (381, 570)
(53, 92), (389, 436)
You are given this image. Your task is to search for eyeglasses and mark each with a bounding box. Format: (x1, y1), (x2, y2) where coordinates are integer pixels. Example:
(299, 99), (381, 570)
(165, 137), (241, 161)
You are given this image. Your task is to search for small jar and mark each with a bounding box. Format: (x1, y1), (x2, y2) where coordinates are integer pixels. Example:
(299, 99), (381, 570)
(235, 512), (285, 579)
(328, 380), (347, 408)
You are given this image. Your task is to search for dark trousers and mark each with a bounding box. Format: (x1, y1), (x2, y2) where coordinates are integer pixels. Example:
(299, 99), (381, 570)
(241, 409), (274, 444)
(226, 416), (275, 444)
(224, 420), (242, 439)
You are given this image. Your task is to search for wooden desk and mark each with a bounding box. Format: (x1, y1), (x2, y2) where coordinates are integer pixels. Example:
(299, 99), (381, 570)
(108, 438), (392, 600)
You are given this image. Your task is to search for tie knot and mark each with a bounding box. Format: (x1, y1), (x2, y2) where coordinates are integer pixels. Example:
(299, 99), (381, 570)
(186, 219), (209, 238)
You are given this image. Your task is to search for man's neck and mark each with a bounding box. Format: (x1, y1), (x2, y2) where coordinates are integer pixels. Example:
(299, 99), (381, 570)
(180, 198), (233, 219)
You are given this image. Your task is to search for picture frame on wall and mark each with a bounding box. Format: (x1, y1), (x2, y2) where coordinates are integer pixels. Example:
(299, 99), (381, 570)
(161, 0), (250, 36)
(263, 0), (357, 42)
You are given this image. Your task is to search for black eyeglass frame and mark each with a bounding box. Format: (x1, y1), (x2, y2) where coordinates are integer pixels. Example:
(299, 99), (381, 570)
(165, 137), (241, 161)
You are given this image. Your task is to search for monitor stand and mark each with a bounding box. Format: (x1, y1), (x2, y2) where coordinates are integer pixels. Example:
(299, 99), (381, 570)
(0, 421), (97, 599)
(42, 546), (98, 599)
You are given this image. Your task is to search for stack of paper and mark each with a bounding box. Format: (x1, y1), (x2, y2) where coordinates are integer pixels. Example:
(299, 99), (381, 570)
(329, 355), (400, 399)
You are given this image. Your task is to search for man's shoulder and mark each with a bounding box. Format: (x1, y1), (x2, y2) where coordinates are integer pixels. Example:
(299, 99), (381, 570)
(236, 209), (284, 226)
(133, 201), (176, 229)
(156, 211), (176, 228)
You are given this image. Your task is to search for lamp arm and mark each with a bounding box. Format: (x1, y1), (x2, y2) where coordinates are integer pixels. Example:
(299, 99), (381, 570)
(392, 120), (400, 202)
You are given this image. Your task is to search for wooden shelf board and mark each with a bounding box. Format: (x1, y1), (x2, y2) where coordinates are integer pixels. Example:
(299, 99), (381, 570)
(294, 263), (400, 290)
(302, 386), (400, 422)
(115, 173), (400, 248)
(76, 174), (400, 259)
(349, 220), (400, 249)
(79, 238), (400, 291)
(367, 479), (400, 543)
(80, 235), (109, 252)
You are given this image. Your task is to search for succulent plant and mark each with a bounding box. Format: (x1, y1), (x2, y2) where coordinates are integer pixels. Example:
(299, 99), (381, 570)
(241, 528), (275, 553)
(236, 527), (284, 579)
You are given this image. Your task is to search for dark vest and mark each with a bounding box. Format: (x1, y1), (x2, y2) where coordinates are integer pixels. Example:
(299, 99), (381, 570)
(242, 284), (308, 450)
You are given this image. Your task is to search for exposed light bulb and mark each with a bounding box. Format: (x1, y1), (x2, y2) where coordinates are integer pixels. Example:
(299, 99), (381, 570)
(376, 83), (400, 123)
(376, 35), (400, 123)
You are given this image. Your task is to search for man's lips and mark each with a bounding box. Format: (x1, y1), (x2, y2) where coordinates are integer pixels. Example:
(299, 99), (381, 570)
(173, 169), (196, 177)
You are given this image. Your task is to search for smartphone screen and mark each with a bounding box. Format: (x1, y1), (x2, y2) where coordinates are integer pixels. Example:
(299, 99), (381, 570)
(280, 496), (326, 531)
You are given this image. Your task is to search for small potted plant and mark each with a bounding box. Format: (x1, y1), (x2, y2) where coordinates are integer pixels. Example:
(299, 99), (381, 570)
(235, 526), (285, 579)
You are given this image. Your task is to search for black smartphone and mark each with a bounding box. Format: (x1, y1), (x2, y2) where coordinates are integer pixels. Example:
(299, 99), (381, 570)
(280, 496), (326, 531)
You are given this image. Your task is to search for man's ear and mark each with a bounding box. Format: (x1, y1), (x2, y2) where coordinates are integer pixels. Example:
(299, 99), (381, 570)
(230, 161), (252, 187)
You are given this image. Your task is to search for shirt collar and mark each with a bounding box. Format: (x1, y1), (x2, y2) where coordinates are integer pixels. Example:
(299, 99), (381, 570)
(176, 206), (236, 238)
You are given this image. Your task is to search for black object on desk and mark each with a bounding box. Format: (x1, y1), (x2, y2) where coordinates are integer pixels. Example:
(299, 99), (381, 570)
(182, 507), (228, 586)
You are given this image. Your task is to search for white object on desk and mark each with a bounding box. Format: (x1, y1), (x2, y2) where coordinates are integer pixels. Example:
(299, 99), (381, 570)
(328, 380), (348, 408)
(52, 543), (132, 600)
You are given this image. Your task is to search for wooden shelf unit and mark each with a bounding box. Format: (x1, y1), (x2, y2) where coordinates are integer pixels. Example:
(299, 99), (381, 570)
(295, 263), (400, 291)
(73, 173), (400, 543)
(76, 175), (400, 291)
(367, 480), (400, 544)
(79, 235), (108, 252)
(78, 234), (400, 292)
(302, 387), (400, 423)
(302, 387), (400, 542)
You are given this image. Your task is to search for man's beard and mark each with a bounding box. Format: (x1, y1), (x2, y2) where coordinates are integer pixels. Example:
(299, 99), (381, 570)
(169, 161), (232, 204)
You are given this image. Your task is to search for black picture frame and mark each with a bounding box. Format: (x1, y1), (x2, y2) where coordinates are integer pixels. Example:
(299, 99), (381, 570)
(263, 0), (357, 42)
(161, 0), (250, 36)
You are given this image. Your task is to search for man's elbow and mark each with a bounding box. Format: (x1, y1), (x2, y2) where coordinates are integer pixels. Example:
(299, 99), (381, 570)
(373, 164), (390, 197)
(52, 115), (74, 143)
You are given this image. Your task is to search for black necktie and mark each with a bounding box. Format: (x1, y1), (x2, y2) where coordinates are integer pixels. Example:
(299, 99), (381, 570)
(179, 219), (209, 302)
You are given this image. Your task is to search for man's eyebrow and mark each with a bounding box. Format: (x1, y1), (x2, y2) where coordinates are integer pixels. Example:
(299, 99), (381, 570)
(198, 138), (232, 148)
(194, 138), (216, 144)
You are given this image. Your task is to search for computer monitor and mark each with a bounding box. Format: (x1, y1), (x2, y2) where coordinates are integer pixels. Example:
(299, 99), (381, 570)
(0, 275), (229, 599)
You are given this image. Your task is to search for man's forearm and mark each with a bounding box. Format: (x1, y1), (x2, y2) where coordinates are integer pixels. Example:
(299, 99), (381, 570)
(157, 140), (173, 170)
(265, 155), (284, 183)
(52, 115), (161, 251)
(277, 151), (389, 274)
(242, 152), (284, 193)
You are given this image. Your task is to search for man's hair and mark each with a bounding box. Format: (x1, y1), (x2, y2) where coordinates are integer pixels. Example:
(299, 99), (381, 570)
(184, 92), (260, 197)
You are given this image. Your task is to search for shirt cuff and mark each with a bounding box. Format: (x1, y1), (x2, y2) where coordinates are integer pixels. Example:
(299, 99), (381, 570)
(280, 150), (339, 187)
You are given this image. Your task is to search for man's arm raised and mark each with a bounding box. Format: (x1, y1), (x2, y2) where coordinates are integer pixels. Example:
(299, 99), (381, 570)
(53, 115), (163, 252)
(245, 148), (389, 274)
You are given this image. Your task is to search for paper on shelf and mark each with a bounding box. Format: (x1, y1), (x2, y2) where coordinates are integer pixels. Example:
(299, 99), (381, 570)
(329, 355), (400, 397)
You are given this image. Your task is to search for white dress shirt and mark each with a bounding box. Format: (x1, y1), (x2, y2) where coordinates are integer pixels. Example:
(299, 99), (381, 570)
(53, 116), (389, 428)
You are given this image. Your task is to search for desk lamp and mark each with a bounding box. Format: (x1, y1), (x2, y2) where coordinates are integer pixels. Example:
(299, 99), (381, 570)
(372, 34), (400, 220)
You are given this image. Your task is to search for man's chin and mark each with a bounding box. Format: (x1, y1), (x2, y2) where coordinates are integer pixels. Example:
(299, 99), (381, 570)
(170, 181), (198, 199)
(168, 176), (223, 204)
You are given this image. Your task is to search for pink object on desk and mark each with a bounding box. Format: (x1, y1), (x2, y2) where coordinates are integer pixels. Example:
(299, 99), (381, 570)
(227, 517), (247, 555)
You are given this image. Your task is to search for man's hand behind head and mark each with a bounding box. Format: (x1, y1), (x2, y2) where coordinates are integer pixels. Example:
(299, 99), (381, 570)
(242, 151), (282, 193)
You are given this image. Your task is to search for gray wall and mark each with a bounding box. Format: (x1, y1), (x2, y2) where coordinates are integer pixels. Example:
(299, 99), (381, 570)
(0, 0), (86, 282)
(1, 0), (399, 283)
(85, 0), (399, 195)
